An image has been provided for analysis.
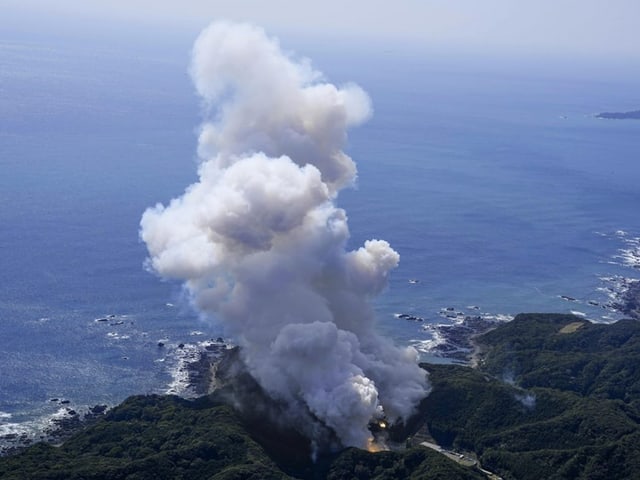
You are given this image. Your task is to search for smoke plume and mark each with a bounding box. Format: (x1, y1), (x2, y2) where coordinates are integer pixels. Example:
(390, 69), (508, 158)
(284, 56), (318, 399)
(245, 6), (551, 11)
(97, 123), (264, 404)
(140, 21), (429, 449)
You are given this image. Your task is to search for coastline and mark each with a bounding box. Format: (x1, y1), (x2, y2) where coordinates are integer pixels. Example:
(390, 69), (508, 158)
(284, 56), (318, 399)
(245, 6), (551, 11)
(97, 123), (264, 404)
(3, 225), (639, 456)
(420, 314), (509, 365)
(0, 338), (233, 457)
(0, 404), (108, 457)
(615, 280), (640, 320)
(3, 309), (640, 458)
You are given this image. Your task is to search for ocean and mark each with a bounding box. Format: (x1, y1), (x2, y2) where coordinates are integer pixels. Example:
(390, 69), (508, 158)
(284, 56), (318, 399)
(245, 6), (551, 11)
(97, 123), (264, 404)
(1, 30), (639, 443)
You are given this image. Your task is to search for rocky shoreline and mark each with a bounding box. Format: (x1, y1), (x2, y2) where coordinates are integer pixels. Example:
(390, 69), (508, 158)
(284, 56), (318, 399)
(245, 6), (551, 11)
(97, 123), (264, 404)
(423, 315), (507, 364)
(0, 404), (108, 457)
(3, 267), (638, 456)
(165, 338), (231, 397)
(0, 338), (232, 458)
(616, 279), (640, 320)
(420, 277), (640, 364)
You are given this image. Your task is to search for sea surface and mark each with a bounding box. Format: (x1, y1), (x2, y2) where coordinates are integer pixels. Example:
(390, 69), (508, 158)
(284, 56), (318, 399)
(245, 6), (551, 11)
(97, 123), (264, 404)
(1, 31), (640, 442)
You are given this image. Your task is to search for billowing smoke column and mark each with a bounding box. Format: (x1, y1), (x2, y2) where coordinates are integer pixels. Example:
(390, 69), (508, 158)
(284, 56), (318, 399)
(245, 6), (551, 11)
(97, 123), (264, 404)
(140, 21), (429, 449)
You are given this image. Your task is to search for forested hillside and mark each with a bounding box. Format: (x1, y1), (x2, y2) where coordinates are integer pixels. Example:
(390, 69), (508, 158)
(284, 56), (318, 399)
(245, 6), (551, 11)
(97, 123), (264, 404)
(2, 313), (640, 479)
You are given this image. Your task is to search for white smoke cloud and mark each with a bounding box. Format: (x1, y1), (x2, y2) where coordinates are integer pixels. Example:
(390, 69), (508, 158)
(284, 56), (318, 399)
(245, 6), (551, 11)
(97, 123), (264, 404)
(515, 392), (536, 410)
(140, 20), (429, 449)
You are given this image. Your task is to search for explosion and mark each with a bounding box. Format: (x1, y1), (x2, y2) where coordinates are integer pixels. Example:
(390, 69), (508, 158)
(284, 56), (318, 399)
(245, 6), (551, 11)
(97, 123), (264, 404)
(140, 21), (429, 450)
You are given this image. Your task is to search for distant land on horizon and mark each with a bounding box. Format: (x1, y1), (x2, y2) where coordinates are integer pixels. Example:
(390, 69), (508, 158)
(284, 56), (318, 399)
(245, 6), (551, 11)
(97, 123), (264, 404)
(596, 109), (640, 119)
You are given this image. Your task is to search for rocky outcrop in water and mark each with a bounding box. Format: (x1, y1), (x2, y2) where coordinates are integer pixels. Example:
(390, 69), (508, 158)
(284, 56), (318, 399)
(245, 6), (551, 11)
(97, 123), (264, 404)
(617, 280), (640, 320)
(428, 315), (505, 363)
(0, 405), (108, 457)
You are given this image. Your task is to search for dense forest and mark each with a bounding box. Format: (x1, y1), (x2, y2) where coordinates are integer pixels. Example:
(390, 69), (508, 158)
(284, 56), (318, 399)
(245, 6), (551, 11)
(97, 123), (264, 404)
(422, 314), (640, 479)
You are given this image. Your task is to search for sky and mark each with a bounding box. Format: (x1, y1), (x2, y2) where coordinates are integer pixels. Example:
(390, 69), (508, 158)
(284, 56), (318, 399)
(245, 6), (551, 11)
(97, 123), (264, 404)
(3, 0), (640, 61)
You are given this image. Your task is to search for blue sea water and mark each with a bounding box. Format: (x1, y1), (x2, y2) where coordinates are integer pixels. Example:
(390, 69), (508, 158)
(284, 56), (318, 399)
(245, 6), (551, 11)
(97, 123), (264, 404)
(1, 32), (640, 438)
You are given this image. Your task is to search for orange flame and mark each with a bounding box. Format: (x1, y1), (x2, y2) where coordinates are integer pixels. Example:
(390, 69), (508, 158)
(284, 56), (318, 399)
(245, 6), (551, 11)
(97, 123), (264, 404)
(366, 438), (388, 453)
